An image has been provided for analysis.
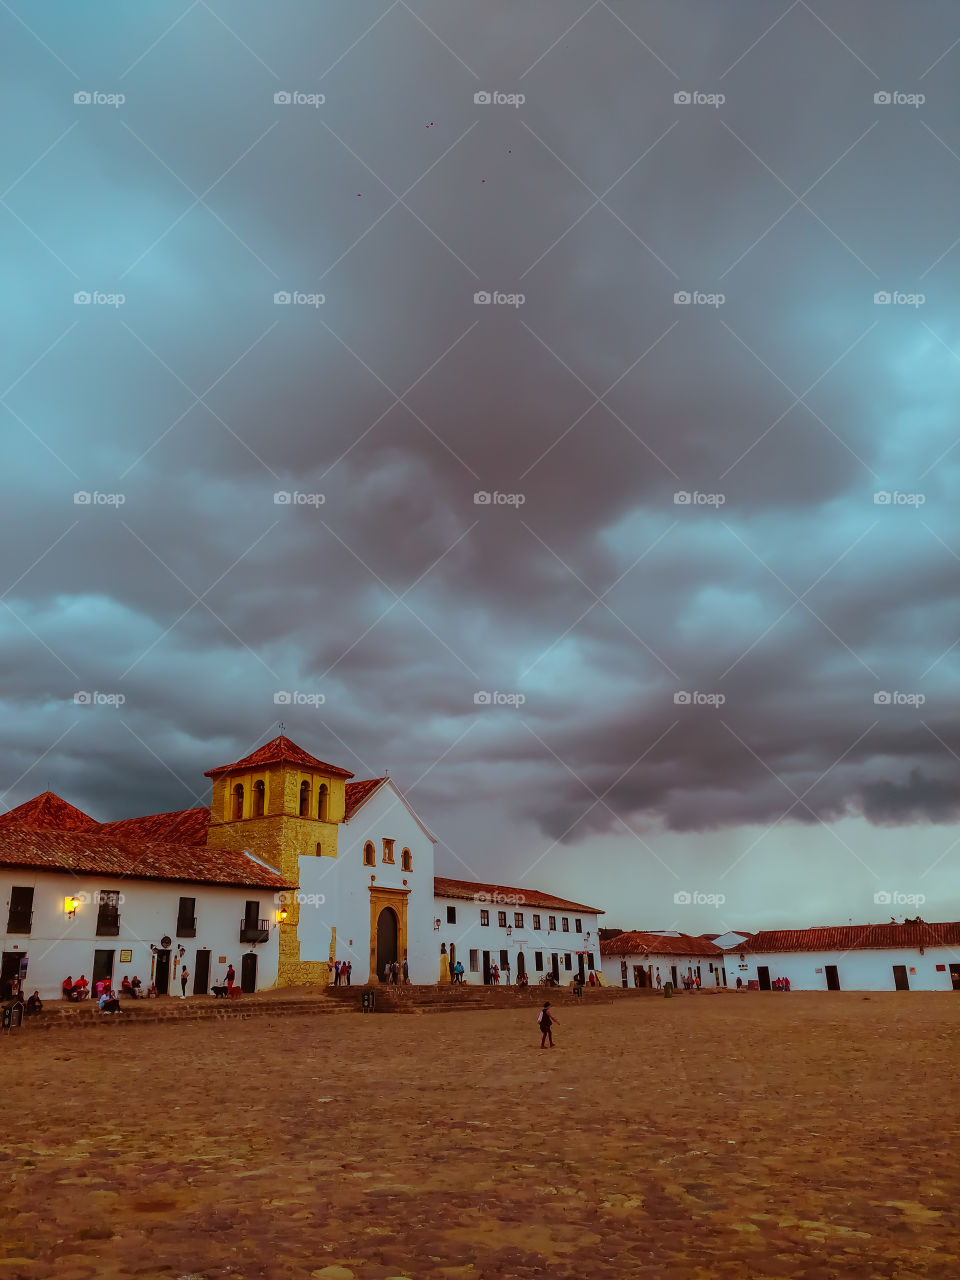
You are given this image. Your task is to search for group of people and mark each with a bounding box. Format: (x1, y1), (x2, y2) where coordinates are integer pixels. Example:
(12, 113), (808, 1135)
(382, 957), (410, 984)
(61, 966), (204, 1005)
(3, 978), (42, 1016)
(772, 975), (791, 991)
(332, 960), (353, 985)
(681, 973), (702, 990)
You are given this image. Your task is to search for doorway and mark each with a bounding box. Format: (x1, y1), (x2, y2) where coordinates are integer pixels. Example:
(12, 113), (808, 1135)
(482, 950), (491, 983)
(551, 953), (560, 983)
(154, 949), (170, 995)
(892, 964), (910, 991)
(241, 952), (258, 993)
(824, 965), (840, 991)
(516, 952), (526, 981)
(376, 907), (398, 980)
(194, 949), (211, 996)
(757, 965), (771, 991)
(632, 965), (644, 988)
(577, 954), (586, 983)
(449, 943), (456, 976)
(670, 965), (678, 987)
(950, 964), (960, 991)
(0, 952), (22, 1000)
(92, 949), (115, 995)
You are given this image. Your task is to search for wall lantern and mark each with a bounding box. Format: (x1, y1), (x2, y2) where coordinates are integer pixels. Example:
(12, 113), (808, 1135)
(506, 926), (512, 936)
(277, 907), (288, 924)
(65, 895), (80, 918)
(919, 945), (925, 956)
(434, 918), (441, 931)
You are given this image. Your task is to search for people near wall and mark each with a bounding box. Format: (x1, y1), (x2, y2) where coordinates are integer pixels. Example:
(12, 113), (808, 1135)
(402, 955), (409, 984)
(333, 960), (341, 986)
(491, 964), (500, 986)
(538, 1001), (558, 1049)
(62, 976), (75, 1001)
(121, 976), (133, 998)
(695, 974), (701, 990)
(25, 991), (42, 1016)
(736, 977), (743, 989)
(516, 969), (528, 987)
(72, 975), (89, 1000)
(98, 989), (122, 1014)
(180, 966), (189, 998)
(655, 969), (662, 990)
(502, 959), (511, 985)
(453, 960), (464, 984)
(225, 964), (236, 992)
(783, 976), (790, 991)
(130, 976), (142, 998)
(588, 970), (596, 987)
(345, 961), (352, 986)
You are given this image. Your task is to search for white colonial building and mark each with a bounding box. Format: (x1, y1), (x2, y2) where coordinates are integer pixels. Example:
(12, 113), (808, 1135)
(723, 924), (960, 992)
(433, 877), (604, 984)
(601, 931), (726, 989)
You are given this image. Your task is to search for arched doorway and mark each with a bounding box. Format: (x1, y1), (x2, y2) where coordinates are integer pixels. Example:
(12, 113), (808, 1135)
(517, 952), (526, 981)
(376, 907), (398, 980)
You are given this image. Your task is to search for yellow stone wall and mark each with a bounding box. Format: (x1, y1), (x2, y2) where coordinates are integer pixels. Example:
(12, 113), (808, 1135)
(206, 760), (344, 988)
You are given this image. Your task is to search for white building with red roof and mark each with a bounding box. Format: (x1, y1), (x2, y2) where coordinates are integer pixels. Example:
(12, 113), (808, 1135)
(600, 931), (727, 990)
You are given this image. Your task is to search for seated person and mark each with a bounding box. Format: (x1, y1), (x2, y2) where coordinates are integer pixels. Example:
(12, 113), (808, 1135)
(130, 976), (142, 997)
(72, 975), (89, 999)
(62, 976), (75, 1001)
(98, 990), (122, 1014)
(121, 976), (133, 998)
(25, 991), (42, 1016)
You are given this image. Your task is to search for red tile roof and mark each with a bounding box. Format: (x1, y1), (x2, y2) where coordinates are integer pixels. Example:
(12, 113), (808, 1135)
(204, 734), (354, 780)
(344, 778), (387, 819)
(0, 825), (290, 889)
(100, 807), (210, 846)
(0, 791), (99, 832)
(434, 876), (604, 915)
(734, 923), (960, 953)
(601, 931), (723, 958)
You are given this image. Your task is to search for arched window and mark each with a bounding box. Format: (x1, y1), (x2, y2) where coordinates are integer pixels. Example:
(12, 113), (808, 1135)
(363, 841), (375, 866)
(253, 780), (265, 817)
(317, 783), (328, 821)
(316, 841), (323, 857)
(299, 780), (310, 817)
(401, 848), (412, 871)
(232, 783), (244, 820)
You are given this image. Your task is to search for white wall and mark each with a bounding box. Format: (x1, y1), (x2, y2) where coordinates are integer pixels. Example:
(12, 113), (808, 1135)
(724, 947), (960, 991)
(602, 952), (726, 989)
(297, 780), (437, 982)
(0, 870), (280, 999)
(436, 895), (602, 984)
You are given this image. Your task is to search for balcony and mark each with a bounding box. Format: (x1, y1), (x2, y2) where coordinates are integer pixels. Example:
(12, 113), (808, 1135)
(176, 916), (197, 938)
(96, 911), (121, 937)
(5, 910), (33, 935)
(239, 917), (270, 944)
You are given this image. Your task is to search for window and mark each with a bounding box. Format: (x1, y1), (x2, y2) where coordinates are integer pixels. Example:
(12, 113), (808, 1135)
(176, 896), (196, 938)
(96, 891), (121, 936)
(548, 915), (556, 931)
(316, 841), (323, 857)
(446, 906), (456, 924)
(469, 949), (479, 972)
(562, 917), (570, 932)
(535, 952), (543, 971)
(317, 784), (328, 821)
(383, 839), (395, 863)
(253, 780), (265, 817)
(232, 783), (244, 820)
(401, 848), (412, 871)
(574, 918), (582, 933)
(497, 911), (507, 928)
(363, 842), (375, 866)
(532, 914), (541, 930)
(514, 912), (524, 928)
(299, 780), (310, 817)
(500, 949), (508, 969)
(480, 909), (489, 926)
(564, 953), (572, 970)
(6, 886), (33, 935)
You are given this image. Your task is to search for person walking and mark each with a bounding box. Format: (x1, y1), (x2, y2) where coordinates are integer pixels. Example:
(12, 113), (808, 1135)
(538, 1002), (558, 1049)
(655, 969), (662, 990)
(180, 965), (189, 998)
(226, 964), (236, 993)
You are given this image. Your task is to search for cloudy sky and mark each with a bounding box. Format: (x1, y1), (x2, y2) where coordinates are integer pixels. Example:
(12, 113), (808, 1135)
(3, 0), (960, 932)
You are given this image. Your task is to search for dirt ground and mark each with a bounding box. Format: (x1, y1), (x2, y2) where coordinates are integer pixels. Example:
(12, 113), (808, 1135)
(2, 991), (958, 1280)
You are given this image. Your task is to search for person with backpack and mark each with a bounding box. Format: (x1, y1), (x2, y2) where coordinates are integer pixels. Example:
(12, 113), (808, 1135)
(538, 1002), (558, 1049)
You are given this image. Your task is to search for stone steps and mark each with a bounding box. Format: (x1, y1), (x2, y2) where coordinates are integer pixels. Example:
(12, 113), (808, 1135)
(17, 996), (354, 1033)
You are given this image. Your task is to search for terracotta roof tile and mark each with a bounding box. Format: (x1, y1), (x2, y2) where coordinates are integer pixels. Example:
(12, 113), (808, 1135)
(344, 778), (387, 819)
(601, 931), (724, 958)
(434, 876), (604, 915)
(100, 807), (210, 845)
(0, 791), (99, 832)
(0, 826), (290, 889)
(204, 734), (354, 779)
(736, 923), (960, 953)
